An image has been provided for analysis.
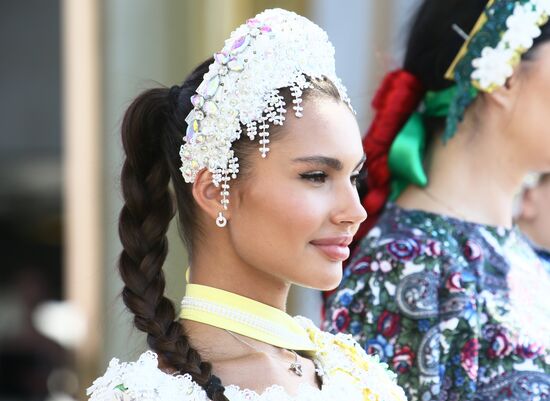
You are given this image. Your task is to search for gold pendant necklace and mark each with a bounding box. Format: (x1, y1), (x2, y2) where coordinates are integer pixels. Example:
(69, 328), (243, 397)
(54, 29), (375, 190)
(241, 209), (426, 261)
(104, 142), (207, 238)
(224, 329), (303, 377)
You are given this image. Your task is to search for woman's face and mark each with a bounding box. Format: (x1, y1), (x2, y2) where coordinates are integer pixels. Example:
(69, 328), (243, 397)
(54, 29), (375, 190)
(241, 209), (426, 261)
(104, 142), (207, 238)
(228, 97), (366, 291)
(519, 174), (550, 249)
(509, 41), (550, 171)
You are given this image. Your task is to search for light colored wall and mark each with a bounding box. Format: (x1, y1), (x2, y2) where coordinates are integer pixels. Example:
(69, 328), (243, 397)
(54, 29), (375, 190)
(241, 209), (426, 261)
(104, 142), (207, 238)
(102, 0), (192, 364)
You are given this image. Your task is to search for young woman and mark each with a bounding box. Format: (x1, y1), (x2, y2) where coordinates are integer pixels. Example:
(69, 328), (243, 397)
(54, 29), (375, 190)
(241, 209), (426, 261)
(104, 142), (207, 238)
(325, 0), (550, 400)
(87, 9), (406, 401)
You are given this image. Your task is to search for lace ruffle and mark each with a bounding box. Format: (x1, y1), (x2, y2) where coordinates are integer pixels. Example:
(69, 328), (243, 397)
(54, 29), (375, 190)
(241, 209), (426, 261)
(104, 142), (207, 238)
(87, 318), (406, 401)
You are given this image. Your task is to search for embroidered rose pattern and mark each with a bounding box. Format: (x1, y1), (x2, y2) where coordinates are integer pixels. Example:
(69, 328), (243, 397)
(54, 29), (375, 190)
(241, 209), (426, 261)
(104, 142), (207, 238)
(324, 203), (550, 401)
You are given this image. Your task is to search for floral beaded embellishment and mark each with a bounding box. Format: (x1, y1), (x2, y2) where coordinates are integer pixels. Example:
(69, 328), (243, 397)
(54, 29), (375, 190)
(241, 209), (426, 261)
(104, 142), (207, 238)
(443, 0), (550, 140)
(471, 0), (550, 91)
(179, 9), (350, 210)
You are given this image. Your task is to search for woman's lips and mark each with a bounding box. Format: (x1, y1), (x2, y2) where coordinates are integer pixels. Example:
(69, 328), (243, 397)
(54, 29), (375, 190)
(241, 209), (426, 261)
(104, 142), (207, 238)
(310, 236), (352, 261)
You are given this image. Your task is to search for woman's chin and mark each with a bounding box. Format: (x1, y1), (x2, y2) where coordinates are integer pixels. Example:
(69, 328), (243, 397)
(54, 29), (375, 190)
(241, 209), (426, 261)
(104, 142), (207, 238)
(300, 263), (343, 291)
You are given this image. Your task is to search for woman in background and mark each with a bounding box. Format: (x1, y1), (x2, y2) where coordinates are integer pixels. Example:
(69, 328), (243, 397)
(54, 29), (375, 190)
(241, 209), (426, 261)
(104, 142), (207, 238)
(325, 0), (550, 400)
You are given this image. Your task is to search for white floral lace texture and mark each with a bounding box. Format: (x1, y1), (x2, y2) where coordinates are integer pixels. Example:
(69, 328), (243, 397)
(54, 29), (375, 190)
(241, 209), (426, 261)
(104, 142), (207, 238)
(471, 0), (550, 91)
(87, 317), (407, 401)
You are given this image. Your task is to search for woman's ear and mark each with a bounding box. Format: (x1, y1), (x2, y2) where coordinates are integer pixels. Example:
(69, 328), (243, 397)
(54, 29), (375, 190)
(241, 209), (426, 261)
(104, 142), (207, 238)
(485, 68), (523, 111)
(192, 168), (229, 221)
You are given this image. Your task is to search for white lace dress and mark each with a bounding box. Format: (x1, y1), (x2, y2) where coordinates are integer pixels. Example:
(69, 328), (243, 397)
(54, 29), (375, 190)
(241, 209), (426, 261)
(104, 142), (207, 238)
(87, 317), (407, 401)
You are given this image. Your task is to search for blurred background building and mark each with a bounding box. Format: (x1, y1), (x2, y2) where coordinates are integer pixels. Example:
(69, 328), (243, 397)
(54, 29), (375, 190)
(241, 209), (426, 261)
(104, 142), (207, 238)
(0, 1), (417, 399)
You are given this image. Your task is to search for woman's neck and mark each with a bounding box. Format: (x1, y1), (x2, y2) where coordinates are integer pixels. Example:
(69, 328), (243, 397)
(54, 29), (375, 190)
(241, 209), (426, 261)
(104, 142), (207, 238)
(397, 123), (525, 228)
(189, 243), (291, 311)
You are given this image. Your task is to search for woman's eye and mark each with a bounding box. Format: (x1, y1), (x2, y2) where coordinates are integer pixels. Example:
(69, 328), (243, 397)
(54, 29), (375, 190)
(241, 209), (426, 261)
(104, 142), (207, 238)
(300, 172), (328, 183)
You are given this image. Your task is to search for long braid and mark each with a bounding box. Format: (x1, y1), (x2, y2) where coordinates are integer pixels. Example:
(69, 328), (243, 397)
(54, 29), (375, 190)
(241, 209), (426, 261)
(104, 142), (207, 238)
(117, 84), (228, 400)
(117, 59), (343, 400)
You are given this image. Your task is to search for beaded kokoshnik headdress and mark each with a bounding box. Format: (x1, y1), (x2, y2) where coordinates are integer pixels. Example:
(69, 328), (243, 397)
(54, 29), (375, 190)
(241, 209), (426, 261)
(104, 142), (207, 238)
(179, 8), (351, 224)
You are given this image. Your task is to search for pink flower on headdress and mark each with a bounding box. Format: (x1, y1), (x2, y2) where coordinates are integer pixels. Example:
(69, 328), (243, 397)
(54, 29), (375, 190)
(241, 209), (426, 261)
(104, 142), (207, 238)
(246, 18), (261, 27)
(246, 17), (271, 32)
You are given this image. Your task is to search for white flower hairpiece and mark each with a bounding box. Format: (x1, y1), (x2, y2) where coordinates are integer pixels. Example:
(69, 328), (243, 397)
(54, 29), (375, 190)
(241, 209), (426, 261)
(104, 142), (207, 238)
(179, 8), (351, 211)
(471, 0), (550, 92)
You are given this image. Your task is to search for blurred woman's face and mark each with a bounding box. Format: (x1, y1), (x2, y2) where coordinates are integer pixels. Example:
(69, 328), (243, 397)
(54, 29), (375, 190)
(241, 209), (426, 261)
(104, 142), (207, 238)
(228, 97), (367, 291)
(519, 174), (550, 249)
(509, 41), (550, 171)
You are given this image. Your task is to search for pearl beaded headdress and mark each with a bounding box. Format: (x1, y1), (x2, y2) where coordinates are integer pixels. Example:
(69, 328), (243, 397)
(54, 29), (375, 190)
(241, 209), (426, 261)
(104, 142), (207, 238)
(179, 8), (350, 211)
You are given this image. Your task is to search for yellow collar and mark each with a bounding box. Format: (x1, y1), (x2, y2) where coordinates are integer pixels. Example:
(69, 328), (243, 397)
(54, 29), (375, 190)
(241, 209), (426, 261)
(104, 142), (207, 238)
(179, 283), (316, 351)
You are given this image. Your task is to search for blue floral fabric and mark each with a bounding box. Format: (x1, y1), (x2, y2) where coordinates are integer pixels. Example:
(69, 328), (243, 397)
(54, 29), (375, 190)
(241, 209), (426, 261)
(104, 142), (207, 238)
(324, 203), (550, 401)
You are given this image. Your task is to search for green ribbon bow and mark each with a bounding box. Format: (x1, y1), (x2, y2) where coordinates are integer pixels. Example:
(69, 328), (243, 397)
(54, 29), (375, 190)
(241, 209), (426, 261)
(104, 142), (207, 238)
(387, 85), (457, 201)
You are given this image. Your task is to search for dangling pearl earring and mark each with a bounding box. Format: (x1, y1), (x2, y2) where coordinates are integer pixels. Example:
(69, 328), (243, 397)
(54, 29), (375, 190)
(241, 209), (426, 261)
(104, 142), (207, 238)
(216, 212), (227, 228)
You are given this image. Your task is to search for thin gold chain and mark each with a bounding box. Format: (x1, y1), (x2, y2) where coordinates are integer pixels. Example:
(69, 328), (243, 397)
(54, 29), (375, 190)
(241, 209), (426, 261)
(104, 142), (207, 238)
(422, 188), (468, 221)
(224, 329), (303, 376)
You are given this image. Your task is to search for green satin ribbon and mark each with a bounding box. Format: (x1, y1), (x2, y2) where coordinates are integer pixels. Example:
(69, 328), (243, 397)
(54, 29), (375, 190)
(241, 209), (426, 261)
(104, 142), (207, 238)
(387, 86), (457, 201)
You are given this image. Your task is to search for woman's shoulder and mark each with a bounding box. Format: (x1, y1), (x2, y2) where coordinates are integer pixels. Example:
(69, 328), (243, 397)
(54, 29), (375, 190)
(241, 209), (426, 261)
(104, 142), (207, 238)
(348, 203), (471, 274)
(87, 351), (207, 401)
(295, 316), (408, 401)
(366, 203), (467, 247)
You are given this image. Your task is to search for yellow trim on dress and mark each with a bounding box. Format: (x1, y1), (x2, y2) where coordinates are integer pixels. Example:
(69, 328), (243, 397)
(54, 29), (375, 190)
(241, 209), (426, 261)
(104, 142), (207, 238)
(300, 318), (408, 401)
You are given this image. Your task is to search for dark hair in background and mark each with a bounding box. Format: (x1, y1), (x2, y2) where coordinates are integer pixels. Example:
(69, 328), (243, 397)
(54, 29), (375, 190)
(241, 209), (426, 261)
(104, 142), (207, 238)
(404, 0), (550, 135)
(353, 0), (550, 242)
(404, 0), (486, 92)
(117, 55), (343, 400)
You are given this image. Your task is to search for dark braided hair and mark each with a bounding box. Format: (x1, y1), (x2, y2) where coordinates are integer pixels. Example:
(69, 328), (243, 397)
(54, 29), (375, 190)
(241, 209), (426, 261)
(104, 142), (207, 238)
(117, 55), (343, 400)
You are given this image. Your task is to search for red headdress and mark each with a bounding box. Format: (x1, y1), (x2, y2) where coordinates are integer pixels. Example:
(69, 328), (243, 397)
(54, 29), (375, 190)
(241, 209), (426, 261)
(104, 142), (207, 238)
(354, 70), (425, 244)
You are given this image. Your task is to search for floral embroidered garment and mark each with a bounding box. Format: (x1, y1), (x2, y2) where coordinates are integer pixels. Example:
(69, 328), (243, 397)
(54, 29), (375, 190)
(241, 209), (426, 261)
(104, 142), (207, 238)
(324, 203), (550, 401)
(87, 317), (406, 401)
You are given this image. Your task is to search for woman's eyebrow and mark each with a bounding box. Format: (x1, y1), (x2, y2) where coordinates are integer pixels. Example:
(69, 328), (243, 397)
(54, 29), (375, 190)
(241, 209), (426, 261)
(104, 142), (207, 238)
(292, 154), (366, 171)
(292, 156), (343, 170)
